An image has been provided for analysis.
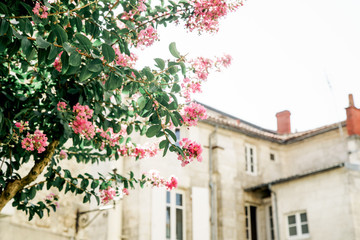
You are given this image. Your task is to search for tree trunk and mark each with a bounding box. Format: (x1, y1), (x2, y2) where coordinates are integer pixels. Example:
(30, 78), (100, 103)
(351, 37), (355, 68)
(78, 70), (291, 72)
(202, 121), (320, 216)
(0, 140), (59, 212)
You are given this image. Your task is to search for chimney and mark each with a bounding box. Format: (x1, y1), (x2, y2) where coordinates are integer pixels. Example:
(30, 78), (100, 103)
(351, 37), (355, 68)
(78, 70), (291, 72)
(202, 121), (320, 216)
(276, 110), (291, 134)
(346, 94), (360, 136)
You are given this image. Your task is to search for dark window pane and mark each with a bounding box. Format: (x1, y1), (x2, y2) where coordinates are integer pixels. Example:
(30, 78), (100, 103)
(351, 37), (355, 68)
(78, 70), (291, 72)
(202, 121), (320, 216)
(245, 206), (248, 216)
(176, 193), (182, 206)
(250, 148), (253, 154)
(302, 224), (309, 234)
(270, 153), (275, 161)
(166, 191), (170, 204)
(289, 226), (297, 236)
(166, 207), (171, 238)
(175, 129), (180, 146)
(300, 212), (307, 222)
(288, 215), (296, 224)
(176, 209), (183, 240)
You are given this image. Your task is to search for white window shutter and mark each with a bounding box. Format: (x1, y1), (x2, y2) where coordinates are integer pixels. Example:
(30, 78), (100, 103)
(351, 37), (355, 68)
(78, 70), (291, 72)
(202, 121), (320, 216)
(192, 187), (210, 240)
(152, 188), (166, 240)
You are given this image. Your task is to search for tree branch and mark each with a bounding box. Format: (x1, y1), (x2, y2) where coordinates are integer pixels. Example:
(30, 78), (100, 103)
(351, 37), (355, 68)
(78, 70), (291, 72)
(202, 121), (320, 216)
(0, 140), (59, 212)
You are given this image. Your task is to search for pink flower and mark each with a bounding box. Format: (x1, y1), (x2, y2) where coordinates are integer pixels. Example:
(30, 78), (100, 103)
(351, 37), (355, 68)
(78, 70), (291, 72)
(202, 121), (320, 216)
(57, 101), (67, 111)
(100, 186), (117, 204)
(113, 47), (138, 67)
(122, 188), (129, 196)
(21, 130), (49, 153)
(32, 2), (49, 19)
(54, 52), (63, 72)
(177, 138), (203, 167)
(70, 103), (95, 140)
(59, 150), (67, 160)
(166, 176), (178, 190)
(181, 102), (208, 127)
(215, 54), (232, 69)
(186, 0), (242, 33)
(137, 26), (159, 48)
(15, 121), (29, 133)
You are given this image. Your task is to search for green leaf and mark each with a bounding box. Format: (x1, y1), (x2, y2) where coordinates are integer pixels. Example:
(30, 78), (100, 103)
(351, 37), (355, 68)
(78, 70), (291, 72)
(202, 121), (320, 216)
(105, 72), (123, 90)
(102, 43), (115, 62)
(79, 66), (93, 82)
(36, 35), (51, 49)
(169, 42), (181, 58)
(154, 58), (165, 70)
(142, 67), (154, 81)
(146, 125), (162, 138)
(0, 19), (9, 36)
(48, 44), (60, 60)
(87, 59), (103, 72)
(137, 96), (146, 110)
(62, 42), (75, 54)
(69, 52), (82, 67)
(165, 129), (177, 142)
(159, 139), (168, 149)
(21, 37), (32, 58)
(28, 187), (36, 200)
(171, 83), (181, 93)
(53, 25), (68, 45)
(75, 33), (92, 53)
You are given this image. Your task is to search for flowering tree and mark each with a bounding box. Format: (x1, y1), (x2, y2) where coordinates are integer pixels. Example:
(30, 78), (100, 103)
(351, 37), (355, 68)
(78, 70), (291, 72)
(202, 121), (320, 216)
(0, 0), (242, 220)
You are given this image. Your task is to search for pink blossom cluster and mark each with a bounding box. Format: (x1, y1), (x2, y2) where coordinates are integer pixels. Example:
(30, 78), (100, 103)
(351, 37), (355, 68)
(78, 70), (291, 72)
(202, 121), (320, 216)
(45, 193), (59, 208)
(100, 186), (116, 204)
(137, 26), (159, 48)
(98, 127), (122, 150)
(57, 101), (67, 111)
(177, 138), (203, 167)
(144, 170), (178, 190)
(32, 2), (49, 19)
(113, 47), (138, 67)
(122, 188), (129, 196)
(54, 52), (63, 72)
(118, 142), (159, 159)
(181, 77), (202, 102)
(181, 102), (208, 127)
(15, 121), (29, 133)
(59, 150), (68, 160)
(215, 54), (232, 69)
(120, 0), (147, 20)
(181, 54), (232, 102)
(186, 0), (242, 33)
(71, 103), (96, 140)
(21, 129), (49, 153)
(190, 57), (213, 81)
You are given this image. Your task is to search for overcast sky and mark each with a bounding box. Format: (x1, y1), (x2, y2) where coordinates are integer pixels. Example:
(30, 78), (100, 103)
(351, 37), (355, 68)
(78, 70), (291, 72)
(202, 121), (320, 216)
(137, 0), (360, 132)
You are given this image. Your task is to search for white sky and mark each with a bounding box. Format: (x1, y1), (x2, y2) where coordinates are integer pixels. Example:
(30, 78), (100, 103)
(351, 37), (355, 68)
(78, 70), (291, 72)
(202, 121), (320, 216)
(137, 0), (360, 132)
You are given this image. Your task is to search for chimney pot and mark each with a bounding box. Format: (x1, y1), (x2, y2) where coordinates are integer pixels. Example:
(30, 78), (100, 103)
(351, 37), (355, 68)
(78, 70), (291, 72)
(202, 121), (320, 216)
(349, 94), (354, 107)
(276, 110), (291, 134)
(346, 94), (360, 136)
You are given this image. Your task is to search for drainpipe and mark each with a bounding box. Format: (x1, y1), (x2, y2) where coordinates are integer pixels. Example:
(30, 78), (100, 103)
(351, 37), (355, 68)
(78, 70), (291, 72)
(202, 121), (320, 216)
(269, 184), (280, 240)
(209, 126), (218, 240)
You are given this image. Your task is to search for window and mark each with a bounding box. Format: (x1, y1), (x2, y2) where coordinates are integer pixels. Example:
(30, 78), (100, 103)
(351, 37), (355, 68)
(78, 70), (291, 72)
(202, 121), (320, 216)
(245, 144), (257, 174)
(287, 212), (309, 239)
(166, 191), (185, 240)
(268, 206), (275, 240)
(175, 129), (181, 146)
(270, 153), (275, 161)
(245, 205), (258, 240)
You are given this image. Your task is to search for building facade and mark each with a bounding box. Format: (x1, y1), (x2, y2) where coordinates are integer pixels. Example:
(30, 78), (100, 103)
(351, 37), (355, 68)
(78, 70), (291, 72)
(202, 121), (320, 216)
(1, 94), (360, 240)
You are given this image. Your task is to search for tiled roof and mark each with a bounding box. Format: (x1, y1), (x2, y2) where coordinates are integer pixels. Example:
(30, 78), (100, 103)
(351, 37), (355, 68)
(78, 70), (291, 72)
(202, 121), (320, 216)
(244, 162), (345, 192)
(199, 102), (346, 144)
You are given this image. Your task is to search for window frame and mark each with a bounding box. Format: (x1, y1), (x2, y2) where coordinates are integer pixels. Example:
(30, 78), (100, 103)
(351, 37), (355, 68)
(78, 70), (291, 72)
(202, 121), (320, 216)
(166, 190), (186, 240)
(286, 211), (310, 239)
(245, 143), (257, 175)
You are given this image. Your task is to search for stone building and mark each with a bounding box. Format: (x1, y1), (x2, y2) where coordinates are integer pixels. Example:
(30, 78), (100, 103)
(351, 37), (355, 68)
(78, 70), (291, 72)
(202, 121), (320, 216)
(1, 94), (360, 240)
